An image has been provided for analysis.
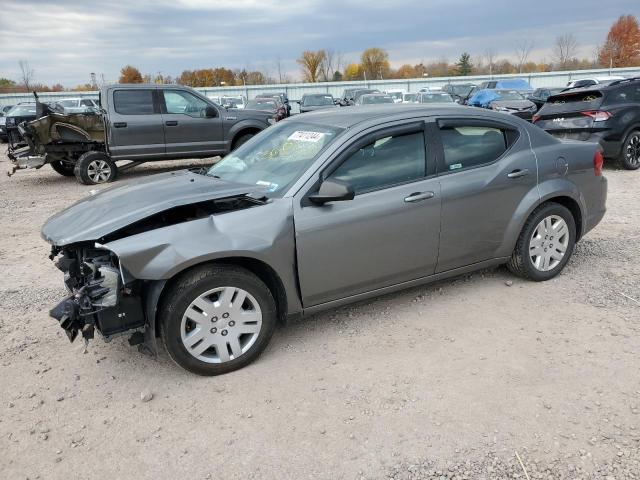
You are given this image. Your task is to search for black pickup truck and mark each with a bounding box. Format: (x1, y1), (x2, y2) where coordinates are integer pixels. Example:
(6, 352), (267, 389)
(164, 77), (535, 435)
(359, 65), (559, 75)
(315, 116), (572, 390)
(8, 84), (275, 184)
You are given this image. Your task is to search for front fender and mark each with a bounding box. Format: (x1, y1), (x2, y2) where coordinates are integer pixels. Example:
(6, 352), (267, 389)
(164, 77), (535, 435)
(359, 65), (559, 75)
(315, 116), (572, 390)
(227, 119), (268, 143)
(103, 199), (302, 314)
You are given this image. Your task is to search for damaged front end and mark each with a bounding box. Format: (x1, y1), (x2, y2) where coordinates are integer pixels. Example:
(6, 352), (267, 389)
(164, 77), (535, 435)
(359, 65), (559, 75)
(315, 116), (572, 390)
(49, 244), (146, 347)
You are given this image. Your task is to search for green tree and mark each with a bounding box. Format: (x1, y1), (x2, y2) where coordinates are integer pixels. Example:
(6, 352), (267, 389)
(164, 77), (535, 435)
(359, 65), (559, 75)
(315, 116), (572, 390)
(456, 52), (473, 76)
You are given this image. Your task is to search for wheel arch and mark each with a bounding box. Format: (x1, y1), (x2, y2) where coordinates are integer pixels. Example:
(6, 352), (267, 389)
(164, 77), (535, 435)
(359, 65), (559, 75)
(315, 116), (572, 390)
(541, 195), (583, 240)
(230, 127), (261, 150)
(152, 256), (289, 336)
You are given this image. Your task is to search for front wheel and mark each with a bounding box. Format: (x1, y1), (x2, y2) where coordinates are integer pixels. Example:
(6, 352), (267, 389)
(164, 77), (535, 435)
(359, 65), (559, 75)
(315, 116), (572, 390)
(507, 203), (576, 281)
(619, 130), (640, 170)
(159, 265), (277, 375)
(74, 151), (117, 185)
(50, 160), (76, 177)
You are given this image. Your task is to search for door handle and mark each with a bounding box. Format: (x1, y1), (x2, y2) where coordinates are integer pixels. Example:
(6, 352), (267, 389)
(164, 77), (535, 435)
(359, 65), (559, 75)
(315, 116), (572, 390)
(507, 169), (530, 178)
(404, 191), (435, 203)
(165, 120), (179, 126)
(113, 122), (127, 128)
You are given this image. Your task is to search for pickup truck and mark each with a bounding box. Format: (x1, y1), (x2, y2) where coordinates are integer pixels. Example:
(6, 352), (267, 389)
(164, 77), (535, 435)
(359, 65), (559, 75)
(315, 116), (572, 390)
(8, 84), (274, 184)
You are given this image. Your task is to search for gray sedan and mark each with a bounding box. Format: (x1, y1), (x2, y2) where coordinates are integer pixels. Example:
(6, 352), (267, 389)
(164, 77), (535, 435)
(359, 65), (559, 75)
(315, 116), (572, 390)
(43, 105), (607, 375)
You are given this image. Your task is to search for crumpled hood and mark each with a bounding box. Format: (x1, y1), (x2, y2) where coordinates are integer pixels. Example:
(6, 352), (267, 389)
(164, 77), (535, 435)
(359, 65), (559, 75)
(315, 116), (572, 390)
(42, 170), (261, 246)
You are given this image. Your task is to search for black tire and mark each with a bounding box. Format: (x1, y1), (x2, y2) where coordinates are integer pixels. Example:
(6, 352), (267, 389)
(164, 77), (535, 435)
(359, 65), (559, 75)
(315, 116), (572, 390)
(50, 160), (76, 177)
(159, 264), (277, 376)
(619, 130), (640, 170)
(231, 133), (254, 151)
(74, 151), (117, 185)
(507, 202), (576, 281)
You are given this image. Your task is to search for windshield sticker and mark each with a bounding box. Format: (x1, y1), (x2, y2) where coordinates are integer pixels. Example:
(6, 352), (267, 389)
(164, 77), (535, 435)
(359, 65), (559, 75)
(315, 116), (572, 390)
(288, 131), (325, 142)
(449, 163), (463, 170)
(256, 180), (279, 192)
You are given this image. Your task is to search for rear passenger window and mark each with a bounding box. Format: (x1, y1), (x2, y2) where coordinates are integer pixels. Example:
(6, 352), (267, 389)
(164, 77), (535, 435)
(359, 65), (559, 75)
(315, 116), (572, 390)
(440, 126), (508, 172)
(113, 90), (155, 115)
(330, 132), (426, 194)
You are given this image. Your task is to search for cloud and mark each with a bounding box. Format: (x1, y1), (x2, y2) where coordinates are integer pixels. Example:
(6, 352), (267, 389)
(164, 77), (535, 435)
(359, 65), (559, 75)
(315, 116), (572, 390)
(0, 0), (633, 86)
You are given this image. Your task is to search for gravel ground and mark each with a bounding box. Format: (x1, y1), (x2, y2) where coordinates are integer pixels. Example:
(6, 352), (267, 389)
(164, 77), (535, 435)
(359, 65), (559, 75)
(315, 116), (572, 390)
(0, 144), (638, 480)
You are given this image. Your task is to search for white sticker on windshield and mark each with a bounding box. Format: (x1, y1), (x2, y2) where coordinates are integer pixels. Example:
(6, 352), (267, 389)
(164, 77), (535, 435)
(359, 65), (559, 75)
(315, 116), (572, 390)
(288, 131), (325, 142)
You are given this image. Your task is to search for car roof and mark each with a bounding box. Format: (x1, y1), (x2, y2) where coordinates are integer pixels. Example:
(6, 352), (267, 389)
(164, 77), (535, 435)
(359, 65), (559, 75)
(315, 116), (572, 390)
(290, 104), (506, 128)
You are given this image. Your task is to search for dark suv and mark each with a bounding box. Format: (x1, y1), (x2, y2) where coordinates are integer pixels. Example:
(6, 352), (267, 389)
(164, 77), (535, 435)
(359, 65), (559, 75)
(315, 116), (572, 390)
(533, 77), (640, 170)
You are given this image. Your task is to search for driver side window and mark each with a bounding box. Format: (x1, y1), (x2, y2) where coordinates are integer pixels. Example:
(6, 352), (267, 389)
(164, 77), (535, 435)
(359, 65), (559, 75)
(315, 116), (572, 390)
(163, 90), (211, 117)
(329, 131), (426, 194)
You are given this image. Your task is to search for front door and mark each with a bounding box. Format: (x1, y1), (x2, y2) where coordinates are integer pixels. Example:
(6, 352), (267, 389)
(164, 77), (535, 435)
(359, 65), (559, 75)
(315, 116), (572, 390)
(294, 122), (441, 307)
(160, 89), (224, 157)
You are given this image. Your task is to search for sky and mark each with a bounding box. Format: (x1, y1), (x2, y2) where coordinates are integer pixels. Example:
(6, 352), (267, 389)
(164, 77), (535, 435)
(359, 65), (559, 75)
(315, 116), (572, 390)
(0, 0), (637, 87)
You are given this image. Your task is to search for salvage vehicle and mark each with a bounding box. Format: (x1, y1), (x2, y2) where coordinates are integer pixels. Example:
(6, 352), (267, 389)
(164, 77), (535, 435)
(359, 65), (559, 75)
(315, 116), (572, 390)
(402, 93), (418, 103)
(441, 83), (477, 103)
(8, 84), (274, 184)
(468, 89), (537, 121)
(533, 77), (640, 169)
(5, 102), (37, 145)
(43, 104), (607, 375)
(256, 93), (291, 117)
(416, 92), (456, 104)
(527, 88), (565, 110)
(53, 97), (100, 114)
(298, 93), (338, 113)
(0, 115), (6, 142)
(355, 93), (394, 105)
(384, 90), (406, 103)
(565, 76), (624, 89)
(221, 95), (247, 109)
(245, 98), (287, 122)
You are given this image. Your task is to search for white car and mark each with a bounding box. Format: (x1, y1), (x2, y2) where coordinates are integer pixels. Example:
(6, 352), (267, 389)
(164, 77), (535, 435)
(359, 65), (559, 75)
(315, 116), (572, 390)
(402, 93), (418, 103)
(566, 76), (624, 88)
(207, 95), (222, 105)
(54, 98), (99, 113)
(220, 95), (247, 109)
(384, 90), (405, 104)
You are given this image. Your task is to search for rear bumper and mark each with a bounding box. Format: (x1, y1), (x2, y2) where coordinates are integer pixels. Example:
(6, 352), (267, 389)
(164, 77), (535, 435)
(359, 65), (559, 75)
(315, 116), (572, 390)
(546, 130), (621, 159)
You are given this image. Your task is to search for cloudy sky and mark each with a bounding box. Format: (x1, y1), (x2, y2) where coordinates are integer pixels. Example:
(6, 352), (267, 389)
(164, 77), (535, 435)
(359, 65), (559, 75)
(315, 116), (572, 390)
(0, 0), (637, 87)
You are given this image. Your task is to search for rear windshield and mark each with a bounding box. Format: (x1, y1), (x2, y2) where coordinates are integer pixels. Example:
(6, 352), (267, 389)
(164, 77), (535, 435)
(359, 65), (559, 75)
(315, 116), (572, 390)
(548, 91), (603, 104)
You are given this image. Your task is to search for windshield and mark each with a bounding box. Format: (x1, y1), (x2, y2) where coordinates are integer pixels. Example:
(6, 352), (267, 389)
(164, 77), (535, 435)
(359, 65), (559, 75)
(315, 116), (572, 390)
(451, 85), (474, 95)
(8, 104), (36, 116)
(58, 99), (79, 107)
(387, 92), (403, 100)
(246, 100), (276, 111)
(361, 95), (393, 104)
(207, 121), (343, 195)
(222, 96), (243, 105)
(496, 91), (524, 101)
(302, 95), (334, 106)
(403, 93), (417, 102)
(419, 93), (454, 103)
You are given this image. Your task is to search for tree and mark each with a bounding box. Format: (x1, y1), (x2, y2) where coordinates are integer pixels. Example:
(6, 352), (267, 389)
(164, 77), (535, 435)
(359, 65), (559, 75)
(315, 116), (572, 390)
(394, 64), (418, 79)
(18, 60), (34, 92)
(456, 52), (473, 76)
(119, 65), (143, 83)
(483, 49), (496, 76)
(554, 33), (578, 69)
(514, 39), (535, 73)
(297, 50), (326, 82)
(361, 48), (390, 80)
(343, 63), (363, 81)
(332, 71), (343, 81)
(598, 15), (640, 67)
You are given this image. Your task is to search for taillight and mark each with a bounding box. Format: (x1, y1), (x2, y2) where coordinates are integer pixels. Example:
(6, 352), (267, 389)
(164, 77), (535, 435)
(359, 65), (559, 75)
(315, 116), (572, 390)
(593, 149), (603, 176)
(581, 110), (612, 122)
(532, 114), (540, 123)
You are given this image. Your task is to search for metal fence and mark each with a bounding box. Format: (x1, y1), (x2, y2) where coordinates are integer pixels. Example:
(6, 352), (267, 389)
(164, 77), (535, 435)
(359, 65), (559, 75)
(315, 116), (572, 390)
(1, 66), (639, 108)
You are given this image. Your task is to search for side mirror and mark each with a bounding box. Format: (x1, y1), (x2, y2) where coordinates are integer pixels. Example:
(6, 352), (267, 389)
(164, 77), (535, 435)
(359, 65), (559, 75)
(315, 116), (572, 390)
(308, 178), (355, 205)
(205, 106), (217, 117)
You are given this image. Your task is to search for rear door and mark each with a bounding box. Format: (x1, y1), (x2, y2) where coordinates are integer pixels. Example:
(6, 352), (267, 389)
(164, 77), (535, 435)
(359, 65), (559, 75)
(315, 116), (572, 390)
(107, 88), (166, 160)
(160, 89), (224, 156)
(433, 117), (538, 272)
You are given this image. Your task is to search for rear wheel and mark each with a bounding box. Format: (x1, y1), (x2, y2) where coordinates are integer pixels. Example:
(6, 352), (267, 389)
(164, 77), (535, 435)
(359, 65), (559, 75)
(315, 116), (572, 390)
(160, 265), (277, 376)
(620, 130), (640, 170)
(232, 133), (254, 151)
(74, 151), (117, 185)
(50, 160), (75, 177)
(507, 203), (576, 281)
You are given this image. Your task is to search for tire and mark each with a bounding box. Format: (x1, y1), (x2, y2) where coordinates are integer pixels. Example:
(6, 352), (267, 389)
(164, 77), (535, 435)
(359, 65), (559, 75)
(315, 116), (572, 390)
(74, 151), (117, 185)
(619, 130), (640, 170)
(159, 264), (277, 376)
(507, 202), (576, 281)
(231, 133), (254, 151)
(50, 160), (76, 177)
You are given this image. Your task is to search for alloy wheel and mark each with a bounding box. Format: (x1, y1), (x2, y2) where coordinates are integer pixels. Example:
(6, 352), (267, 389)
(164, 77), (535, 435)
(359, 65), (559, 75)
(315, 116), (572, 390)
(529, 215), (570, 272)
(87, 159), (112, 183)
(180, 286), (263, 363)
(626, 134), (640, 168)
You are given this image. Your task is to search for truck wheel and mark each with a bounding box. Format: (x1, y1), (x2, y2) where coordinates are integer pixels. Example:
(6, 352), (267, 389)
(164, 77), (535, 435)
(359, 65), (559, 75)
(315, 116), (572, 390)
(507, 203), (576, 281)
(619, 130), (640, 170)
(159, 264), (277, 376)
(74, 151), (117, 185)
(50, 160), (76, 177)
(232, 133), (254, 151)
